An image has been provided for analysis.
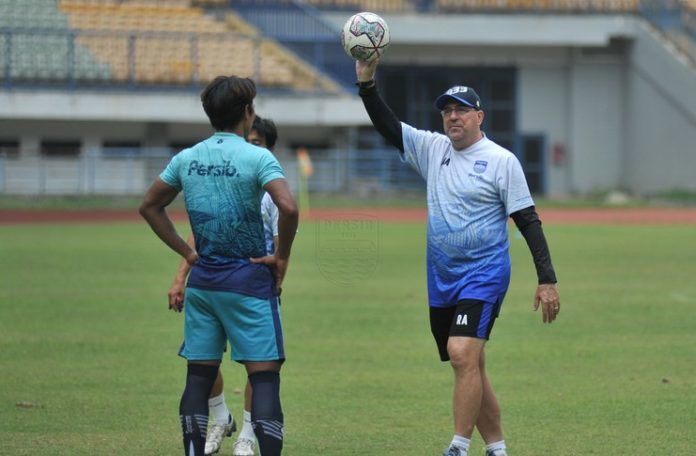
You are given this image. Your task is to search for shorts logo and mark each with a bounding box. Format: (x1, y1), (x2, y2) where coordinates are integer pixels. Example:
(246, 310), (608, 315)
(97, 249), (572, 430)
(315, 214), (381, 286)
(456, 314), (468, 326)
(473, 160), (487, 173)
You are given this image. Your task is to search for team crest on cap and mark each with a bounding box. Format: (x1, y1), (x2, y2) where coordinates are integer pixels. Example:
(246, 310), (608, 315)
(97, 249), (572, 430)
(473, 160), (487, 173)
(446, 86), (468, 95)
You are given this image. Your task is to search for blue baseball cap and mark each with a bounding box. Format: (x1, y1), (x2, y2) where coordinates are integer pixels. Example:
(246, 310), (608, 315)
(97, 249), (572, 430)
(434, 86), (482, 110)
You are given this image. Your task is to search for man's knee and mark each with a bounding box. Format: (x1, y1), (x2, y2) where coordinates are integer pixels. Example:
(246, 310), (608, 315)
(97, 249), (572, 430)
(447, 337), (484, 372)
(245, 360), (282, 376)
(449, 351), (479, 373)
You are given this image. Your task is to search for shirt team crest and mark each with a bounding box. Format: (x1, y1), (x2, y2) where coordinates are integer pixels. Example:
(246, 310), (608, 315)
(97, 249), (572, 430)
(473, 160), (488, 173)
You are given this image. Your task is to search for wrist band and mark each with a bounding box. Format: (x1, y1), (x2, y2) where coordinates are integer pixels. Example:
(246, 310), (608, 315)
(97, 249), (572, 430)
(356, 79), (376, 89)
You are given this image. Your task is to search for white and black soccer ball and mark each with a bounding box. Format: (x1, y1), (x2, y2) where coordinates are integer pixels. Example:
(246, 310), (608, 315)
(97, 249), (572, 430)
(341, 12), (390, 62)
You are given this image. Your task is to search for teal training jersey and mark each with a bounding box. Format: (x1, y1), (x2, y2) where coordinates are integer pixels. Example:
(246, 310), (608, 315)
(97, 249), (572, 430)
(159, 132), (284, 298)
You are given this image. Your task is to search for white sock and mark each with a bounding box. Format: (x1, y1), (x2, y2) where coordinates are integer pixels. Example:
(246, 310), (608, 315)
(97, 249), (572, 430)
(238, 410), (255, 441)
(451, 435), (470, 452)
(486, 440), (507, 454)
(208, 393), (231, 425)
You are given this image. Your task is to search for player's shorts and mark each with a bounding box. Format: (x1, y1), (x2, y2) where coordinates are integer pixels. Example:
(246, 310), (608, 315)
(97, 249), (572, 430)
(429, 298), (501, 362)
(179, 287), (284, 363)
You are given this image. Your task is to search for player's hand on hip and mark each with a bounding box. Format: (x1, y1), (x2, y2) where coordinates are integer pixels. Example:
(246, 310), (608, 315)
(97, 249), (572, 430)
(250, 255), (289, 294)
(356, 58), (379, 82)
(534, 283), (560, 324)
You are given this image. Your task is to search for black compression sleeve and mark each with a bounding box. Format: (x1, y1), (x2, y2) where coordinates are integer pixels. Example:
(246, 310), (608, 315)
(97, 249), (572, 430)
(510, 206), (557, 284)
(358, 81), (404, 152)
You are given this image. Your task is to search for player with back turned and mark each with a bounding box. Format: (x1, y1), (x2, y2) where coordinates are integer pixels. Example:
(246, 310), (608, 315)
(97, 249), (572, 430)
(353, 58), (561, 456)
(140, 76), (298, 456)
(168, 116), (281, 456)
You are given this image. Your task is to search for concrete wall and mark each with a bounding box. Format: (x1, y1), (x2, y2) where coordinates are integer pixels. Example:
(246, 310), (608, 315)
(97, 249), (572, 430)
(378, 14), (696, 195)
(568, 55), (626, 194)
(518, 64), (570, 195)
(623, 24), (696, 193)
(519, 52), (626, 196)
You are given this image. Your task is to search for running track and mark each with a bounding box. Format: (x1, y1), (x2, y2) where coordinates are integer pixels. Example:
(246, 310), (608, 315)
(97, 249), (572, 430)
(1, 207), (696, 225)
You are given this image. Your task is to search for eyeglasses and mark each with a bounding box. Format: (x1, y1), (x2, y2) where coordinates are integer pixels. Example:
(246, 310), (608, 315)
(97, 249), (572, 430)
(440, 106), (477, 117)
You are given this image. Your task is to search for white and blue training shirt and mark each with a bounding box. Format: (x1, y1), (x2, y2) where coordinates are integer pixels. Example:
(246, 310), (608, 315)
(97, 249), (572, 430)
(401, 123), (534, 308)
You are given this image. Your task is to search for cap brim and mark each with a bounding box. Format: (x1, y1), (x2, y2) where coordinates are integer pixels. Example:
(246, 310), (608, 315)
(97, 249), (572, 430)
(434, 94), (477, 111)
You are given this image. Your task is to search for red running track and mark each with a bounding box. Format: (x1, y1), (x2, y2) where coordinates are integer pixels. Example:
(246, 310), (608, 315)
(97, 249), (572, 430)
(2, 207), (696, 225)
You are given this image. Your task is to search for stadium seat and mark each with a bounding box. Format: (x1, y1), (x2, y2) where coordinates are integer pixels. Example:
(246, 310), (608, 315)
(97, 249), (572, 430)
(434, 0), (639, 13)
(302, 0), (415, 13)
(55, 0), (340, 90)
(0, 0), (111, 83)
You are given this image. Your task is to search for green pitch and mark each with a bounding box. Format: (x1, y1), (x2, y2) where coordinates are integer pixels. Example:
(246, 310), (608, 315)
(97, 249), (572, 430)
(1, 221), (694, 455)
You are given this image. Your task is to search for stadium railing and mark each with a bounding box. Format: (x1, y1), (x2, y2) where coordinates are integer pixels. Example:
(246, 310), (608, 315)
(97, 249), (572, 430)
(211, 0), (695, 90)
(225, 0), (356, 89)
(0, 0), (342, 92)
(0, 149), (423, 196)
(0, 26), (340, 91)
(300, 0), (417, 13)
(2, 0), (692, 91)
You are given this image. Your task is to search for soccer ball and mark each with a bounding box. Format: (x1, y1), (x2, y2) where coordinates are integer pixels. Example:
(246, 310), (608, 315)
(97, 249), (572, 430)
(341, 12), (390, 62)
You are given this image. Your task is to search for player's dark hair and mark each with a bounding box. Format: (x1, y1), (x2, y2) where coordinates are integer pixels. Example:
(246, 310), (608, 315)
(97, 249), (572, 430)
(251, 116), (278, 150)
(200, 76), (256, 131)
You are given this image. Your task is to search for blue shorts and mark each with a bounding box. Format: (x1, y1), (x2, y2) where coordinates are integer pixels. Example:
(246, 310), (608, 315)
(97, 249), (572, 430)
(179, 287), (284, 363)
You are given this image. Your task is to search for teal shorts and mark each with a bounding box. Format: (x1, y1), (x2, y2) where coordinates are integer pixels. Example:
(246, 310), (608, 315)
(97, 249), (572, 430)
(179, 287), (284, 363)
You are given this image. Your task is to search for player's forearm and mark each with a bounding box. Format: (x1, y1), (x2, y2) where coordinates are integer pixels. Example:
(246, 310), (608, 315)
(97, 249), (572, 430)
(139, 179), (196, 263)
(141, 206), (195, 262)
(511, 207), (557, 284)
(358, 81), (404, 151)
(173, 255), (191, 284)
(275, 211), (298, 260)
(174, 233), (195, 279)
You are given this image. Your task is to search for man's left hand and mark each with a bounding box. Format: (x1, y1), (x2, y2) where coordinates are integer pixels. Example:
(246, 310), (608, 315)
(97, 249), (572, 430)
(534, 283), (560, 324)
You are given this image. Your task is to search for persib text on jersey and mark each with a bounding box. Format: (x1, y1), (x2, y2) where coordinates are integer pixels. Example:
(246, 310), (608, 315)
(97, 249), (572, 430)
(187, 160), (238, 177)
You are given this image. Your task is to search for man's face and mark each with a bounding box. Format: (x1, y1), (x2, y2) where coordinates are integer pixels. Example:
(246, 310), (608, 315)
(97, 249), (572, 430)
(440, 102), (484, 144)
(247, 129), (267, 148)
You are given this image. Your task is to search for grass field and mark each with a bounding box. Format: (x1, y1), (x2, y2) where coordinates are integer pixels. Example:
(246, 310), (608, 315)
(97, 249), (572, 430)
(3, 192), (695, 212)
(1, 219), (695, 455)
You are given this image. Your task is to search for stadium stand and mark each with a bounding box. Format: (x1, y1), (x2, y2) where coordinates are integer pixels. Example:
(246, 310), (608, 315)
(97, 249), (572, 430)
(59, 1), (228, 33)
(52, 0), (339, 92)
(55, 0), (340, 90)
(3, 0), (693, 89)
(0, 0), (111, 82)
(227, 1), (357, 88)
(0, 0), (339, 90)
(1, 0), (695, 198)
(302, 0), (416, 13)
(434, 0), (639, 13)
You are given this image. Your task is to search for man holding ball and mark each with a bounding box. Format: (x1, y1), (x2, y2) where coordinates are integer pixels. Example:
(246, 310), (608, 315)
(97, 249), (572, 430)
(353, 57), (560, 456)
